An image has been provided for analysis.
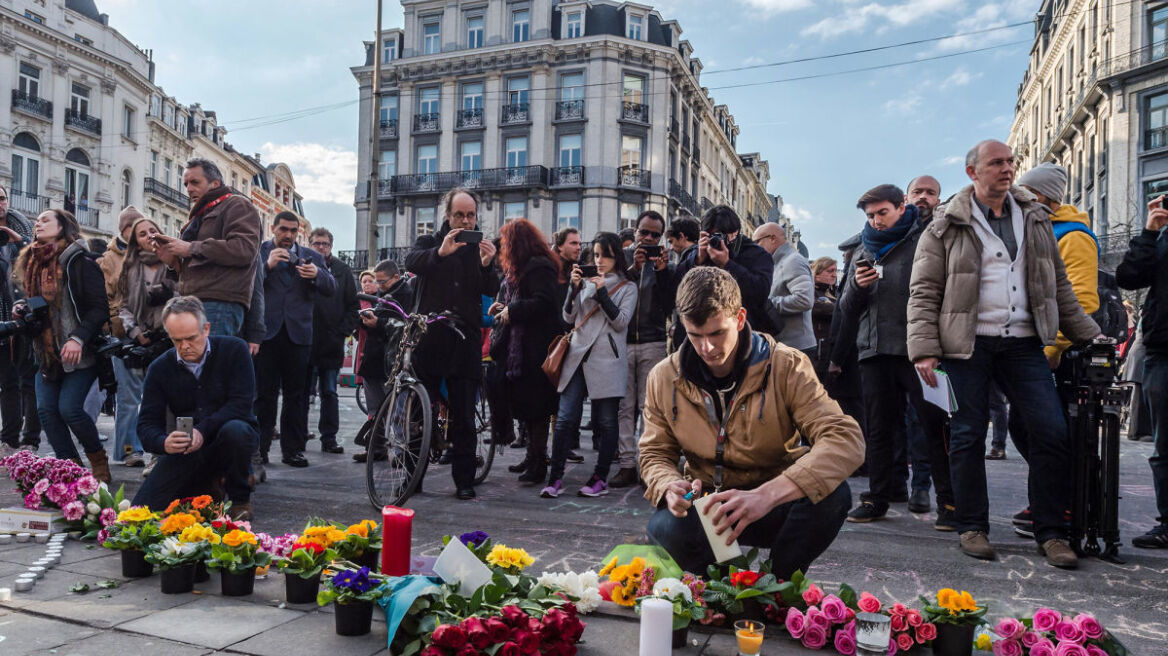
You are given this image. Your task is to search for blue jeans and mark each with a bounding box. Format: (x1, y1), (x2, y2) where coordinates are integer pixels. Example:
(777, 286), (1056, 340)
(204, 301), (245, 338)
(112, 358), (145, 458)
(1143, 353), (1168, 524)
(132, 419), (259, 508)
(36, 367), (102, 460)
(943, 336), (1070, 542)
(314, 367), (340, 442)
(549, 369), (620, 483)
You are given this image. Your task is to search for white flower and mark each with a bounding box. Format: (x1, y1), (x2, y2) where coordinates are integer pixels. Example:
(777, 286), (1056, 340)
(159, 536), (197, 558)
(576, 588), (602, 614)
(652, 578), (692, 603)
(578, 570), (600, 589)
(86, 502), (101, 515)
(537, 572), (561, 590)
(117, 499), (131, 512)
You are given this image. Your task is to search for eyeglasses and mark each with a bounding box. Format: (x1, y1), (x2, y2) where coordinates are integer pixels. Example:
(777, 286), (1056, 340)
(638, 229), (662, 238)
(375, 278), (392, 286)
(450, 212), (476, 221)
(310, 241), (331, 248)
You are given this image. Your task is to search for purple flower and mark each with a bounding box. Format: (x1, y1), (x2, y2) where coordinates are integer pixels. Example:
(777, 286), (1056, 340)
(23, 492), (40, 510)
(46, 482), (68, 505)
(97, 528), (109, 544)
(32, 479), (50, 496)
(459, 530), (490, 547)
(332, 567), (375, 594)
(63, 500), (84, 522)
(100, 508), (117, 526)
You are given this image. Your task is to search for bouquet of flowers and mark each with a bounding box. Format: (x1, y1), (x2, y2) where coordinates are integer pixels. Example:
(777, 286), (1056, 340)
(424, 603), (585, 656)
(79, 483), (129, 542)
(145, 524), (218, 569)
(598, 556), (649, 607)
(538, 570), (603, 614)
(636, 576), (708, 630)
(206, 529), (271, 574)
(162, 495), (227, 524)
(854, 591), (936, 654)
(316, 566), (387, 606)
(783, 592), (860, 652)
(331, 519), (380, 562)
(102, 506), (162, 551)
(1, 450), (99, 519)
(700, 550), (785, 618)
(986, 609), (1129, 656)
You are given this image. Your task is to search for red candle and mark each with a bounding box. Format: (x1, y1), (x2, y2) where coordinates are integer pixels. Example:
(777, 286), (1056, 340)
(381, 505), (414, 576)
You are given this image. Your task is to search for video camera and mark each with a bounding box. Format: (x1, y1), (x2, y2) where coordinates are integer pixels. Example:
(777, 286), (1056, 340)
(95, 331), (173, 371)
(1061, 339), (1123, 388)
(0, 296), (49, 339)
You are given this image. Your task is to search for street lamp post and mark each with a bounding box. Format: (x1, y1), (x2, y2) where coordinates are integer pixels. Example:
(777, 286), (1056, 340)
(366, 0), (383, 268)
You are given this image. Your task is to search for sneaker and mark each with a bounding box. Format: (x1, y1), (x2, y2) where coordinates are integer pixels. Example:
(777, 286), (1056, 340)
(579, 475), (608, 497)
(1038, 538), (1078, 569)
(1132, 524), (1168, 549)
(142, 456), (158, 479)
(123, 452), (145, 467)
(608, 467), (639, 488)
(935, 505), (957, 532)
(959, 530), (996, 560)
(985, 447), (1007, 460)
(846, 501), (886, 523)
(540, 479), (564, 499)
(1013, 507), (1034, 538)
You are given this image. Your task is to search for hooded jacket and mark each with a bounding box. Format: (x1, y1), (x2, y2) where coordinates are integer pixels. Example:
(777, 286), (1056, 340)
(1047, 204), (1100, 359)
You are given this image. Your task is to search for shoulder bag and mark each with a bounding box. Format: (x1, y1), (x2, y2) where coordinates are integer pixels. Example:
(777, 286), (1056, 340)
(541, 280), (628, 385)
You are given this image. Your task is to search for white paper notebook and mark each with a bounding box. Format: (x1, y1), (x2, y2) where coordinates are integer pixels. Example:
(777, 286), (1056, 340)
(694, 496), (742, 564)
(917, 369), (958, 414)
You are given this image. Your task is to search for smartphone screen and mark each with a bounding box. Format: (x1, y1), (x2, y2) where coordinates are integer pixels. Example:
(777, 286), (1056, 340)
(176, 416), (194, 435)
(641, 245), (663, 258)
(456, 230), (484, 244)
(580, 264), (599, 278)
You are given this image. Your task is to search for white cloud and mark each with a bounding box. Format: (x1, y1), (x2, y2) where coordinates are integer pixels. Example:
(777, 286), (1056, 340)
(940, 155), (964, 165)
(939, 67), (981, 89)
(933, 1), (1036, 51)
(259, 142), (358, 206)
(883, 93), (922, 114)
(736, 0), (815, 15)
(802, 0), (963, 39)
(784, 203), (820, 225)
(741, 56), (766, 66)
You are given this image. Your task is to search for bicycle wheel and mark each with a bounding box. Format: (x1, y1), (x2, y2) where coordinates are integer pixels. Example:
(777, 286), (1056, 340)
(366, 382), (432, 509)
(356, 384), (367, 415)
(472, 379), (495, 485)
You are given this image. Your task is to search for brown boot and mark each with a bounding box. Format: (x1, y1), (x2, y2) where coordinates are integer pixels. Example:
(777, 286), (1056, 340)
(228, 501), (253, 522)
(1038, 539), (1079, 569)
(86, 450), (111, 485)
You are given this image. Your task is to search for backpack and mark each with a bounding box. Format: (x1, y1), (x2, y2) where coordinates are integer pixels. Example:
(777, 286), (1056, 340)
(1050, 222), (1128, 342)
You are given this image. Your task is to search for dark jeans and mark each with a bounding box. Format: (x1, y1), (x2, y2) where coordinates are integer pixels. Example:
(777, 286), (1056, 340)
(255, 326), (311, 458)
(132, 419), (259, 507)
(549, 369), (620, 483)
(364, 377), (387, 420)
(312, 367), (340, 443)
(858, 356), (953, 509)
(905, 402), (932, 493)
(1143, 353), (1168, 524)
(944, 336), (1070, 542)
(422, 376), (479, 489)
(204, 301), (245, 338)
(0, 336), (40, 447)
(989, 383), (1010, 450)
(36, 367), (101, 460)
(647, 480), (851, 580)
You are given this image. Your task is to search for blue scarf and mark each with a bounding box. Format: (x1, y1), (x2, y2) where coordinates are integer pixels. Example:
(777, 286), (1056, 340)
(860, 203), (918, 259)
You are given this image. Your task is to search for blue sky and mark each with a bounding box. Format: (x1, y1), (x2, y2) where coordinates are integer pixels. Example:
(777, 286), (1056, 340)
(101, 0), (1037, 257)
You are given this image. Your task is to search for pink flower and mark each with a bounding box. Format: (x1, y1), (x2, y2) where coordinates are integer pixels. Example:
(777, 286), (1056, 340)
(802, 583), (824, 607)
(96, 528), (109, 544)
(62, 500), (84, 522)
(46, 482), (68, 505)
(887, 637), (898, 656)
(1084, 646), (1108, 656)
(891, 614), (907, 633)
(896, 632), (914, 651)
(801, 623), (828, 650)
(100, 507), (116, 526)
(23, 492), (40, 510)
(1054, 621), (1084, 644)
(906, 609), (923, 628)
(1033, 608), (1062, 633)
(1031, 644), (1056, 656)
(857, 592), (882, 614)
(1072, 614), (1104, 640)
(821, 595), (848, 623)
(834, 626), (857, 655)
(995, 617), (1025, 641)
(807, 606), (830, 629)
(32, 479), (49, 495)
(1054, 641), (1089, 656)
(1021, 631), (1043, 648)
(75, 475), (98, 495)
(916, 622), (937, 642)
(891, 603), (908, 616)
(785, 607), (806, 639)
(993, 639), (1023, 656)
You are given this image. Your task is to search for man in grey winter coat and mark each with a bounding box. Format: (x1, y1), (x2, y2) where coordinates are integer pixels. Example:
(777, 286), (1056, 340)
(753, 223), (815, 356)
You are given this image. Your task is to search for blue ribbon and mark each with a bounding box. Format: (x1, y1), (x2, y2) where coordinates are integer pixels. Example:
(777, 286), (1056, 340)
(376, 575), (444, 647)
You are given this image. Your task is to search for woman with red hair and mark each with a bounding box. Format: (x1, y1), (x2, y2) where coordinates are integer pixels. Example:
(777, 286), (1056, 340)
(488, 219), (561, 484)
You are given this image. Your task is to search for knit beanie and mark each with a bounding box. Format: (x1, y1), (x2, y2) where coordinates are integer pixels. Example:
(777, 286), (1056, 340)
(118, 205), (145, 235)
(1017, 162), (1068, 204)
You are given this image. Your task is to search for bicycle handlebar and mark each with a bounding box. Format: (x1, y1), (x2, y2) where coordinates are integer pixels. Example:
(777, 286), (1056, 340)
(356, 293), (464, 339)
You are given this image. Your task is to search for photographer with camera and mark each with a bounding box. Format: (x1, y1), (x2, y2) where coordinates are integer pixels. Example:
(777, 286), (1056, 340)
(13, 209), (111, 482)
(0, 184), (38, 453)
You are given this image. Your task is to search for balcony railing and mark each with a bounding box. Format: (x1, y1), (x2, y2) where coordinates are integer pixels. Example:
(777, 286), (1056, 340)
(377, 179), (395, 199)
(500, 103), (530, 125)
(700, 196), (713, 212)
(618, 166), (650, 188)
(413, 113), (440, 133)
(668, 179), (699, 216)
(11, 89), (51, 120)
(555, 100), (584, 121)
(65, 109), (101, 135)
(390, 165), (549, 195)
(1100, 40), (1168, 82)
(455, 108), (483, 129)
(620, 101), (649, 124)
(7, 190), (50, 216)
(76, 206), (99, 229)
(551, 166), (585, 186)
(143, 177), (189, 209)
(337, 247), (412, 271)
(379, 118), (398, 139)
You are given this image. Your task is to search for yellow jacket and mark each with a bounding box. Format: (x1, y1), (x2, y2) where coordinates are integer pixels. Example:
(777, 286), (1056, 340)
(1047, 204), (1099, 359)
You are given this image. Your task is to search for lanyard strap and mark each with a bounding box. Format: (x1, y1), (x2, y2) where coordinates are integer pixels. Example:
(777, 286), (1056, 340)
(701, 392), (729, 493)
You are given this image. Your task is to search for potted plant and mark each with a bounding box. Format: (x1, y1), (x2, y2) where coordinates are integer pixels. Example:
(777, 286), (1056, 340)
(101, 506), (162, 578)
(333, 520), (380, 570)
(206, 529), (270, 596)
(317, 566), (388, 636)
(146, 525), (217, 594)
(277, 539), (337, 603)
(920, 588), (988, 656)
(637, 577), (707, 648)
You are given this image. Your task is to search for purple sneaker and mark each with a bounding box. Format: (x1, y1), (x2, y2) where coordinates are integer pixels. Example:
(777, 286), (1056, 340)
(540, 479), (564, 498)
(578, 475), (608, 497)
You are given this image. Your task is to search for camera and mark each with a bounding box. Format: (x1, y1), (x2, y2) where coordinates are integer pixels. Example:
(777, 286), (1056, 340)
(0, 296), (49, 339)
(95, 331), (173, 371)
(709, 233), (725, 250)
(1062, 340), (1122, 388)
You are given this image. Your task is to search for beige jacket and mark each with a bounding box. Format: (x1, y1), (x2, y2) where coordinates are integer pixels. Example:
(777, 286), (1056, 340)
(907, 185), (1099, 362)
(96, 239), (127, 337)
(638, 331), (863, 507)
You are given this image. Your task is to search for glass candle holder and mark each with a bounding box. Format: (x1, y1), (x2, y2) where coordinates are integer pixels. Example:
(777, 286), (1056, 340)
(856, 612), (892, 656)
(734, 619), (764, 656)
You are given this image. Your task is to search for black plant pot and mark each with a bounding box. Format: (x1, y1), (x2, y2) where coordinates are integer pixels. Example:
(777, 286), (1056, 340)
(353, 548), (380, 571)
(672, 626), (689, 649)
(931, 623), (975, 656)
(159, 564), (196, 594)
(221, 570), (256, 597)
(194, 561), (210, 583)
(285, 572), (322, 604)
(335, 600), (374, 636)
(120, 549), (153, 578)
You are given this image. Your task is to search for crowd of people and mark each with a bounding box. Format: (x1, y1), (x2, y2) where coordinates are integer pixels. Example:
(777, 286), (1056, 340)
(0, 136), (1166, 577)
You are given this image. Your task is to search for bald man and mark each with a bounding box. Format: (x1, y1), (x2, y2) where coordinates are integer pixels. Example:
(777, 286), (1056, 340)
(906, 176), (942, 222)
(753, 223), (815, 356)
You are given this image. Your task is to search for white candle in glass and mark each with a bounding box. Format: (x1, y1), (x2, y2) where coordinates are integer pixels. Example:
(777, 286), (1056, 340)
(639, 597), (673, 656)
(856, 612), (892, 655)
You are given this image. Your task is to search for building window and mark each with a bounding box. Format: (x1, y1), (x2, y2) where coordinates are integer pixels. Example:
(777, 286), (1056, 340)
(419, 87), (440, 116)
(71, 83), (90, 117)
(382, 37), (397, 63)
(566, 11), (583, 38)
(506, 137), (528, 169)
(623, 74), (646, 104)
(1145, 179), (1168, 204)
(556, 201), (580, 231)
(1145, 92), (1168, 149)
(507, 76), (530, 107)
(416, 145), (438, 174)
(163, 103), (174, 127)
(1153, 6), (1168, 61)
(504, 202), (526, 223)
(423, 19), (441, 55)
(627, 13), (643, 40)
(462, 82), (484, 111)
(560, 72), (584, 101)
(74, 34), (93, 46)
(379, 150), (396, 179)
(123, 106), (135, 139)
(18, 63), (40, 99)
(558, 134), (582, 168)
(380, 95), (399, 123)
(620, 202), (640, 230)
(122, 170), (132, 208)
(149, 94), (161, 117)
(24, 10), (44, 24)
(10, 133), (41, 198)
(460, 141), (482, 171)
(467, 14), (484, 48)
(163, 157), (173, 188)
(64, 148), (91, 211)
(416, 207), (437, 236)
(621, 135), (644, 170)
(150, 151), (158, 180)
(377, 211), (395, 248)
(513, 9), (530, 42)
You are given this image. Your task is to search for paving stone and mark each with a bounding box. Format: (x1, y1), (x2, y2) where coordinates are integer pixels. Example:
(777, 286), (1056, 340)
(0, 612), (99, 655)
(117, 595), (304, 649)
(21, 573), (201, 628)
(56, 553), (132, 579)
(572, 614), (708, 655)
(23, 630), (213, 656)
(225, 609), (386, 656)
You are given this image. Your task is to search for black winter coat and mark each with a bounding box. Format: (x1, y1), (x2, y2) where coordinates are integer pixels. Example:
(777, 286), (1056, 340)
(1117, 228), (1168, 353)
(675, 236), (775, 334)
(491, 256), (560, 420)
(311, 256), (359, 369)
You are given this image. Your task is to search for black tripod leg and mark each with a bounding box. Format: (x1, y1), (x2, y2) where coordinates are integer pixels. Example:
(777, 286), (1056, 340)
(1100, 389), (1128, 564)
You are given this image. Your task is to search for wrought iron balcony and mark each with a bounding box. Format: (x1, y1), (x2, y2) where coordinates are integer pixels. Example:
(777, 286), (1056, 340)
(143, 177), (189, 209)
(700, 196), (713, 212)
(620, 101), (649, 124)
(455, 108), (484, 129)
(555, 100), (584, 121)
(413, 113), (440, 133)
(377, 179), (395, 199)
(500, 103), (530, 125)
(551, 166), (585, 186)
(390, 165), (549, 195)
(618, 166), (650, 188)
(379, 118), (398, 139)
(668, 179), (698, 215)
(7, 190), (50, 216)
(11, 89), (51, 120)
(76, 206), (99, 229)
(65, 109), (101, 135)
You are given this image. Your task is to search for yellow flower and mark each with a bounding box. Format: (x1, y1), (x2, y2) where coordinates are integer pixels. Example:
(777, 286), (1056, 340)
(179, 525), (218, 544)
(345, 523), (369, 538)
(160, 512), (197, 535)
(599, 556), (619, 577)
(485, 544), (535, 570)
(975, 634), (993, 651)
(223, 529), (258, 548)
(359, 519), (378, 533)
(326, 528), (347, 544)
(610, 584), (634, 607)
(937, 588), (958, 610)
(117, 507), (157, 523)
(958, 591), (978, 612)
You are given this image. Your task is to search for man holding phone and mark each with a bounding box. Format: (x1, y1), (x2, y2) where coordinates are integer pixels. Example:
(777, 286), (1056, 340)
(133, 296), (259, 521)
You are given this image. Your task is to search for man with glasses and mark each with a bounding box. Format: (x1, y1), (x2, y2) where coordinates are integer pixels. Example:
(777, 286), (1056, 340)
(0, 185), (38, 453)
(307, 228), (358, 455)
(753, 222), (815, 359)
(613, 211), (675, 488)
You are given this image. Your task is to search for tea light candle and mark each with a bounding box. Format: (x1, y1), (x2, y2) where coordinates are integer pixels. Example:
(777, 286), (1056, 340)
(0, 534), (12, 545)
(638, 597), (672, 656)
(734, 620), (765, 656)
(34, 533), (49, 544)
(33, 559), (51, 568)
(27, 566), (45, 579)
(0, 587), (10, 601)
(15, 533), (30, 543)
(856, 612), (892, 656)
(13, 577), (34, 592)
